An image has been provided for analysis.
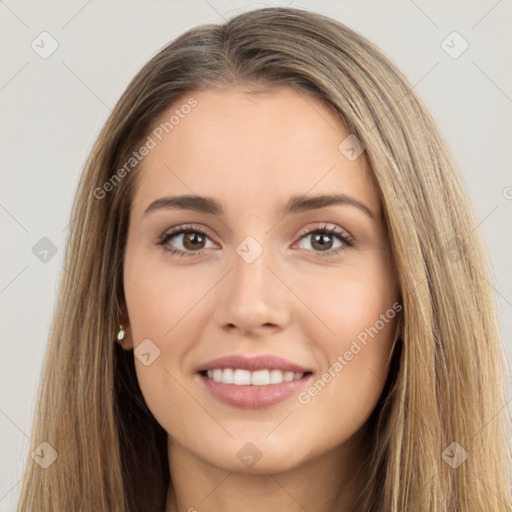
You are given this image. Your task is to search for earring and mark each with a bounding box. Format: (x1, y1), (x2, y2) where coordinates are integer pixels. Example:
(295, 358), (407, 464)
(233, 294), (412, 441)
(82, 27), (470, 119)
(117, 325), (126, 345)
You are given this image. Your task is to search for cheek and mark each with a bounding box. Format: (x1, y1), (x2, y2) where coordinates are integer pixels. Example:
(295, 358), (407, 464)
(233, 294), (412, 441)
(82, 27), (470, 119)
(308, 257), (397, 352)
(123, 249), (216, 429)
(300, 259), (398, 417)
(123, 248), (209, 342)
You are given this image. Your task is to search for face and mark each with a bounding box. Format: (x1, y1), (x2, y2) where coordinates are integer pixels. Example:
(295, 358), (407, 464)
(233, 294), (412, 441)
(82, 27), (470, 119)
(122, 86), (400, 474)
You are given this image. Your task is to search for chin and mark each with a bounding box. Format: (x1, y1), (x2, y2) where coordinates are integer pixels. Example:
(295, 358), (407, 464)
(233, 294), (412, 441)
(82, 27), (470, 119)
(193, 435), (314, 475)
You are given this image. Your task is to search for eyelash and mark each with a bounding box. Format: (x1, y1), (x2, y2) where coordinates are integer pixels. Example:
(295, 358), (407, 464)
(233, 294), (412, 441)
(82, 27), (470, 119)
(156, 223), (354, 258)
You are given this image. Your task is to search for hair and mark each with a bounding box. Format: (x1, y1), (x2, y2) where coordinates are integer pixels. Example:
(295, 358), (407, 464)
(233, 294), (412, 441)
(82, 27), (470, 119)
(17, 6), (511, 511)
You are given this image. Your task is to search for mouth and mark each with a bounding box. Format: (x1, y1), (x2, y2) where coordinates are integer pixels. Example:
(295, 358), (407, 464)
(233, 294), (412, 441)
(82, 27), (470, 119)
(200, 368), (311, 385)
(196, 356), (314, 409)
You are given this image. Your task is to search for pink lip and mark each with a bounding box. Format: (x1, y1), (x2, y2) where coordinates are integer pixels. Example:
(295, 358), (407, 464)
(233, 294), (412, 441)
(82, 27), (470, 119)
(195, 354), (312, 374)
(195, 354), (314, 409)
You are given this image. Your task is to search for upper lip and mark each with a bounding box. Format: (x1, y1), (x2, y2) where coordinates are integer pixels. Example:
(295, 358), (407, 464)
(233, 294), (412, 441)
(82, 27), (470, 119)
(196, 354), (313, 374)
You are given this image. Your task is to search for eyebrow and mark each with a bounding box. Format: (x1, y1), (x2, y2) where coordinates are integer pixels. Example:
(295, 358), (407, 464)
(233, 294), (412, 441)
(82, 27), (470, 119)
(142, 193), (376, 220)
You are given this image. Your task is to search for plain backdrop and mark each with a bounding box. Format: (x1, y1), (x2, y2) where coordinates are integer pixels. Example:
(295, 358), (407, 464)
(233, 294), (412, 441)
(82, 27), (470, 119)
(1, 1), (511, 509)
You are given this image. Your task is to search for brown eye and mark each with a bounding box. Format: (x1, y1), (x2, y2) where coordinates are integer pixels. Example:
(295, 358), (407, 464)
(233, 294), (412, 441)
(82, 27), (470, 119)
(180, 231), (207, 251)
(296, 224), (353, 257)
(157, 225), (215, 257)
(309, 232), (336, 251)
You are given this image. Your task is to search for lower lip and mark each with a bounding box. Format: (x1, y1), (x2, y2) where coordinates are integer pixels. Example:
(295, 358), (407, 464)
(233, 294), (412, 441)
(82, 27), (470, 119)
(198, 373), (312, 409)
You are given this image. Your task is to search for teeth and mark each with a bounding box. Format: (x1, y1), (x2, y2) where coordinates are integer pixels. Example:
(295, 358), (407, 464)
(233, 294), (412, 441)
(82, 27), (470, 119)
(251, 370), (269, 386)
(221, 368), (234, 384)
(204, 368), (305, 385)
(233, 369), (251, 385)
(283, 371), (294, 382)
(269, 369), (283, 384)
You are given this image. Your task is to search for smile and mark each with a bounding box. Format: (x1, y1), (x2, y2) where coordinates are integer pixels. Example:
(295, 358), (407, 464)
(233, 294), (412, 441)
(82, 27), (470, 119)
(204, 368), (306, 385)
(195, 354), (314, 409)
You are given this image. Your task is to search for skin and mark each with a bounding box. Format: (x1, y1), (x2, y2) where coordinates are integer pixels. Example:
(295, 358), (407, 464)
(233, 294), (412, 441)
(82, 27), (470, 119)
(120, 86), (400, 512)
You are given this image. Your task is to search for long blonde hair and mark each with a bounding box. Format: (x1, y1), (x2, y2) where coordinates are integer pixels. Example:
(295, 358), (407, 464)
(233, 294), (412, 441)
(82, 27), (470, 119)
(17, 7), (511, 511)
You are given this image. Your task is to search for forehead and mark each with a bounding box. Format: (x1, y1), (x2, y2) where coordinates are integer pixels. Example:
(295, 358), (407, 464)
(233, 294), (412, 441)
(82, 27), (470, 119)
(130, 86), (380, 218)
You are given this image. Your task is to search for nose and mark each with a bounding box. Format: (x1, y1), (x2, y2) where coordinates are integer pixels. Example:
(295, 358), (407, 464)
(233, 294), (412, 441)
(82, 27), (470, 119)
(213, 241), (291, 337)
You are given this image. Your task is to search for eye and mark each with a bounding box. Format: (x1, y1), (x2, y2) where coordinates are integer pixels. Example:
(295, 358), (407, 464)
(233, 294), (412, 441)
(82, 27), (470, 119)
(295, 223), (353, 257)
(156, 223), (353, 258)
(156, 224), (216, 257)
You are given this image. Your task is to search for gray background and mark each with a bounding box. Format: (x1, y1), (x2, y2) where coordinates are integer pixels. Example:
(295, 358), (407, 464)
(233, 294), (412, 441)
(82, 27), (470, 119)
(1, 1), (511, 509)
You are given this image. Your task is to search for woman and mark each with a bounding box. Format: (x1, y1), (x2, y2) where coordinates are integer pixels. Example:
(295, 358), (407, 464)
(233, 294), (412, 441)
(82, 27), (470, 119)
(17, 6), (511, 511)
